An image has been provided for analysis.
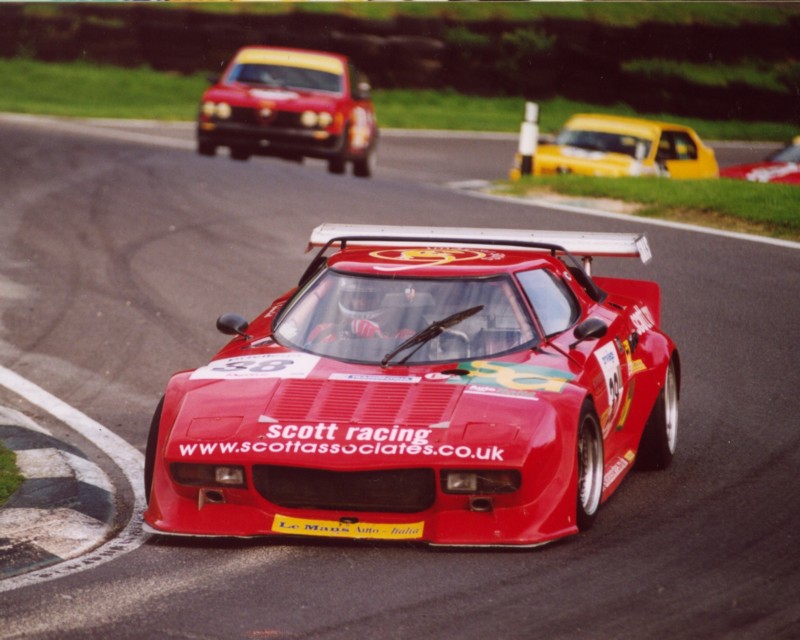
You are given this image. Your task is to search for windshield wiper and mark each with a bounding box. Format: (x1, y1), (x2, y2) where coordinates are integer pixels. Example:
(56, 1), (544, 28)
(381, 305), (484, 368)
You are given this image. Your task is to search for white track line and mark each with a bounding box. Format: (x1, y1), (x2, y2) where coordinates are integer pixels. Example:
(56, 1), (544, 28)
(0, 365), (147, 592)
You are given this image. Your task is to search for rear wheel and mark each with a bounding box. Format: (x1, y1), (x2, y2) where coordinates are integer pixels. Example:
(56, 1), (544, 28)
(576, 403), (604, 531)
(636, 359), (678, 470)
(144, 396), (164, 505)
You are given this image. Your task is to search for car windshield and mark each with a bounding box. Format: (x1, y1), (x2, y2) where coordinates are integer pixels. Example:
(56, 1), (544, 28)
(273, 271), (539, 365)
(227, 63), (342, 94)
(557, 129), (652, 159)
(767, 145), (800, 163)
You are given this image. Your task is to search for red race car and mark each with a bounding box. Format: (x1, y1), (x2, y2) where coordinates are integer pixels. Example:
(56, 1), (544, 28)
(144, 224), (679, 547)
(720, 136), (800, 185)
(196, 46), (378, 177)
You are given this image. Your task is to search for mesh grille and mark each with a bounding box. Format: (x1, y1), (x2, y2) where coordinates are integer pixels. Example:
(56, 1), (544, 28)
(253, 465), (436, 513)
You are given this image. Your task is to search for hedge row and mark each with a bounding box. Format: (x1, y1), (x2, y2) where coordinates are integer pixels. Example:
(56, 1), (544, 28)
(0, 4), (797, 123)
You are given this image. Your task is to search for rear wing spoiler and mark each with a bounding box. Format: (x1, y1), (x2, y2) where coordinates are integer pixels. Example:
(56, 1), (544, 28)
(302, 223), (652, 304)
(308, 223), (652, 266)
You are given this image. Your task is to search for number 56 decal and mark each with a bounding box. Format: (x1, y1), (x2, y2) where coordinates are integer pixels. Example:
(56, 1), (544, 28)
(190, 353), (320, 380)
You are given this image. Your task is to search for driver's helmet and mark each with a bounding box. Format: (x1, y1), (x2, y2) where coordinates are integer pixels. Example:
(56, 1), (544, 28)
(338, 279), (384, 321)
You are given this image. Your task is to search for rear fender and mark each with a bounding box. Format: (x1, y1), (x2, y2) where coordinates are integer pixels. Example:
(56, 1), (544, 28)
(593, 276), (661, 327)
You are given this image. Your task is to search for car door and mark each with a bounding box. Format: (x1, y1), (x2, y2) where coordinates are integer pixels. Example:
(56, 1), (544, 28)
(655, 129), (705, 178)
(517, 267), (639, 466)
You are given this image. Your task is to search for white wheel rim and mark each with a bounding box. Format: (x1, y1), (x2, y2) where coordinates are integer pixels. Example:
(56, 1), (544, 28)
(665, 365), (678, 454)
(578, 417), (603, 515)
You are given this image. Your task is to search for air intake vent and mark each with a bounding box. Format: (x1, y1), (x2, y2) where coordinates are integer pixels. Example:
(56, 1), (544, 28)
(267, 380), (461, 426)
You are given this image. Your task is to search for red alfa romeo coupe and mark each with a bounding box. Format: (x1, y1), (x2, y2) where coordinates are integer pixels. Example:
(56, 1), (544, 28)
(196, 46), (378, 177)
(144, 224), (679, 547)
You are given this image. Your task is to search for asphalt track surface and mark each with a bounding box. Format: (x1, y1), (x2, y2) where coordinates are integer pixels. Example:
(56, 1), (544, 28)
(0, 116), (797, 639)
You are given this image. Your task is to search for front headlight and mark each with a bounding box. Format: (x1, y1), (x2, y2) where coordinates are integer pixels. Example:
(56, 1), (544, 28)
(215, 103), (232, 120)
(300, 111), (319, 128)
(201, 101), (216, 117)
(318, 112), (334, 128)
(171, 463), (246, 488)
(441, 470), (521, 494)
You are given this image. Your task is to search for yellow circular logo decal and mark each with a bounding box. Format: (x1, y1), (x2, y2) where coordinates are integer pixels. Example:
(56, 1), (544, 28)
(370, 248), (500, 272)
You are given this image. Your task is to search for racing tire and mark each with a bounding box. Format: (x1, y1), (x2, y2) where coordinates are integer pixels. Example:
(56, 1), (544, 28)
(636, 358), (678, 471)
(352, 149), (375, 178)
(144, 396), (164, 505)
(230, 147), (251, 162)
(197, 140), (216, 157)
(576, 403), (604, 531)
(328, 157), (346, 175)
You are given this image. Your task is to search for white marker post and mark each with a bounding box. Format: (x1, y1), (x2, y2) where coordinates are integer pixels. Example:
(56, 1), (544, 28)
(517, 101), (539, 177)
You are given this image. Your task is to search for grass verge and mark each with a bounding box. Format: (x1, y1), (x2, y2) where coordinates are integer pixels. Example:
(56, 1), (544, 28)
(0, 59), (796, 141)
(499, 176), (800, 242)
(0, 444), (24, 507)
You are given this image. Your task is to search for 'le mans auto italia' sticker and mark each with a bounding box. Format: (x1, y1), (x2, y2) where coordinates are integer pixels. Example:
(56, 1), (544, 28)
(190, 353), (320, 380)
(272, 514), (424, 540)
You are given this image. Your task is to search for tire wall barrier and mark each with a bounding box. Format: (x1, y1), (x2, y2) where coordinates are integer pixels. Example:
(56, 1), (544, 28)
(0, 4), (797, 123)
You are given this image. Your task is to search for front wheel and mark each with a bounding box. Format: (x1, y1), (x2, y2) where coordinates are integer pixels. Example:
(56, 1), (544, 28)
(576, 403), (604, 531)
(328, 156), (346, 175)
(197, 140), (216, 157)
(144, 396), (164, 505)
(352, 149), (375, 178)
(636, 358), (679, 470)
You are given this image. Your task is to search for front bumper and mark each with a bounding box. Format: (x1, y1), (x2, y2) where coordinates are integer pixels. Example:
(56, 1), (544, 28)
(198, 121), (350, 161)
(143, 466), (578, 547)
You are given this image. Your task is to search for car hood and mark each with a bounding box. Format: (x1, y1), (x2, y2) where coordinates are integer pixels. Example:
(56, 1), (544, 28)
(164, 351), (580, 468)
(720, 162), (800, 184)
(535, 144), (648, 176)
(205, 84), (340, 111)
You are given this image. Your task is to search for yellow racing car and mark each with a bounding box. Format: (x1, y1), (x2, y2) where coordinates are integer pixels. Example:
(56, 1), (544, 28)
(533, 114), (718, 179)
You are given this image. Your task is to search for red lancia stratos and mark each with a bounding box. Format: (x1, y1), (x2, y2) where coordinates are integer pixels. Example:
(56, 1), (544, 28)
(144, 224), (679, 547)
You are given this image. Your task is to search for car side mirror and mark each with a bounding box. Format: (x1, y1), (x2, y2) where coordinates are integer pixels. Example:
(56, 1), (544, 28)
(206, 73), (221, 86)
(354, 81), (372, 100)
(216, 313), (251, 339)
(569, 318), (607, 349)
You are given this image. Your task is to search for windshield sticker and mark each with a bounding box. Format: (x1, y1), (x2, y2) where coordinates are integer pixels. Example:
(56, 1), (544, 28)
(369, 248), (504, 272)
(190, 353), (319, 380)
(451, 360), (574, 393)
(272, 515), (424, 540)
